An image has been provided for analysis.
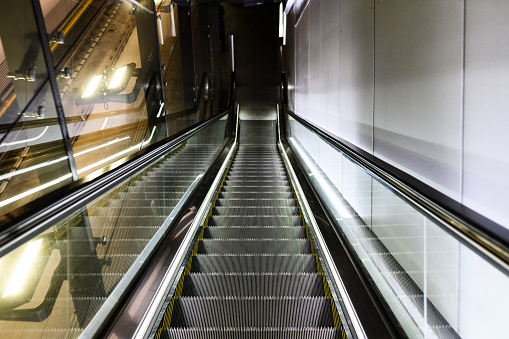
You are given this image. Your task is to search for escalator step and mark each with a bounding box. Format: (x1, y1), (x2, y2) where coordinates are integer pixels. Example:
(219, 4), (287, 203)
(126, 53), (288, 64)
(218, 192), (295, 200)
(215, 199), (296, 207)
(208, 216), (303, 226)
(211, 206), (299, 216)
(162, 327), (341, 339)
(181, 273), (325, 297)
(190, 255), (318, 273)
(203, 226), (306, 239)
(197, 239), (311, 254)
(170, 297), (334, 328)
(221, 186), (292, 193)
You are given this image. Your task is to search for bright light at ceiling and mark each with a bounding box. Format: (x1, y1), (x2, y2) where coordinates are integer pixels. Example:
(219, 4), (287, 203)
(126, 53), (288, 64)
(279, 3), (284, 37)
(82, 74), (103, 98)
(2, 239), (43, 298)
(108, 66), (128, 89)
(285, 0), (295, 15)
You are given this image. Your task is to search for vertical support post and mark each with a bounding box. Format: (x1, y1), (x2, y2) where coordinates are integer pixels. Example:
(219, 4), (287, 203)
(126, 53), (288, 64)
(31, 0), (79, 181)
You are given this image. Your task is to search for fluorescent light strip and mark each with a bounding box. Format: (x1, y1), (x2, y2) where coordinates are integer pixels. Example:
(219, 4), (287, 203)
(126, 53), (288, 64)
(2, 239), (43, 298)
(279, 3), (284, 37)
(170, 4), (176, 37)
(0, 128), (155, 209)
(0, 137), (130, 182)
(100, 117), (109, 130)
(74, 137), (130, 157)
(289, 138), (353, 219)
(77, 127), (156, 175)
(157, 13), (164, 45)
(283, 12), (287, 45)
(108, 66), (127, 89)
(285, 0), (295, 14)
(0, 174), (73, 208)
(156, 103), (165, 118)
(0, 126), (49, 147)
(0, 156), (69, 182)
(82, 74), (102, 98)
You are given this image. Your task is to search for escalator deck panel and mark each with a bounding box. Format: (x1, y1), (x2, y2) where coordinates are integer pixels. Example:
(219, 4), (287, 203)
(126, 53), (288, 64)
(155, 121), (345, 339)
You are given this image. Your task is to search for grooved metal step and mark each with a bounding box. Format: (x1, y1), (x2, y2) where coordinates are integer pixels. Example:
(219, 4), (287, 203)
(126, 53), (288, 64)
(208, 216), (303, 227)
(197, 239), (311, 254)
(162, 327), (341, 339)
(203, 226), (306, 239)
(221, 186), (292, 193)
(218, 192), (295, 200)
(181, 273), (325, 297)
(190, 255), (318, 273)
(211, 206), (299, 216)
(170, 297), (335, 328)
(215, 199), (296, 207)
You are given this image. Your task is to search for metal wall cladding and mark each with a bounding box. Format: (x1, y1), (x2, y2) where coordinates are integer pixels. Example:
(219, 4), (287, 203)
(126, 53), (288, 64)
(287, 0), (509, 337)
(373, 0), (464, 202)
(463, 0), (509, 228)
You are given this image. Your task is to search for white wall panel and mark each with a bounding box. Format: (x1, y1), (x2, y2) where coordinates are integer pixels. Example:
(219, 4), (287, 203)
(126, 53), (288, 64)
(463, 0), (509, 227)
(458, 247), (509, 338)
(373, 0), (464, 200)
(286, 7), (296, 112)
(295, 8), (309, 120)
(318, 0), (340, 136)
(339, 0), (374, 152)
(308, 0), (322, 127)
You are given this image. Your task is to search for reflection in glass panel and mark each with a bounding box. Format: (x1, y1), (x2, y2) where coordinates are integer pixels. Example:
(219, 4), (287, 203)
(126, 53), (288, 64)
(287, 117), (509, 338)
(0, 2), (72, 217)
(43, 0), (167, 178)
(0, 117), (227, 338)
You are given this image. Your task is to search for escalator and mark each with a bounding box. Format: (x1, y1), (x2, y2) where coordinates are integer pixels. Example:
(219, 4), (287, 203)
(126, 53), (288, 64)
(153, 120), (345, 338)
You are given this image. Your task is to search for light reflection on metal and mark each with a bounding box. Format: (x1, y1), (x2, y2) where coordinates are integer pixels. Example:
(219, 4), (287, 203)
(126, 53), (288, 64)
(1, 239), (43, 298)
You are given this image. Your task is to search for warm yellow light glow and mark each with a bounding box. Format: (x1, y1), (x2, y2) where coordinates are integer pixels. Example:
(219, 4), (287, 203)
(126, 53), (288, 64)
(108, 66), (127, 89)
(2, 239), (43, 298)
(82, 74), (103, 98)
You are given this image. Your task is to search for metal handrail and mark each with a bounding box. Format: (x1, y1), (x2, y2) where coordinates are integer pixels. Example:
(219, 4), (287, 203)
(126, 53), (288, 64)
(281, 106), (509, 271)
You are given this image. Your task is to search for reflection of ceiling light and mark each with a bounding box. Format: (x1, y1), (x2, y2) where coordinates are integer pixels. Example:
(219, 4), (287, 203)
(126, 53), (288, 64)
(82, 74), (103, 98)
(108, 66), (127, 89)
(2, 239), (43, 298)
